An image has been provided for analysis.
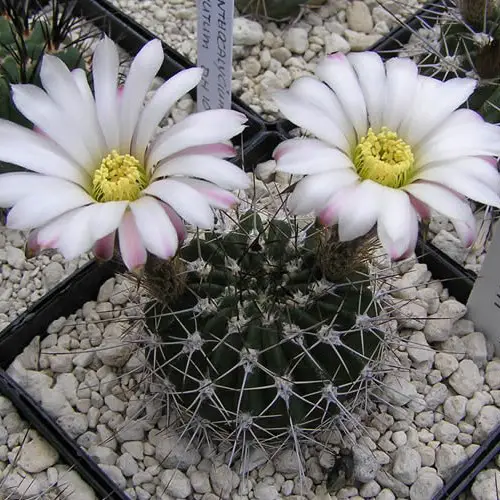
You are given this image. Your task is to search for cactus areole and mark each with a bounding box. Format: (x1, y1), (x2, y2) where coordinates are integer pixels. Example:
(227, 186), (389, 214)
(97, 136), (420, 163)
(145, 212), (384, 442)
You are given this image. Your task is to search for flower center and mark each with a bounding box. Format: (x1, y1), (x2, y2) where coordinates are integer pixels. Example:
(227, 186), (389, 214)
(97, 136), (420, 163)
(353, 127), (415, 189)
(92, 150), (147, 202)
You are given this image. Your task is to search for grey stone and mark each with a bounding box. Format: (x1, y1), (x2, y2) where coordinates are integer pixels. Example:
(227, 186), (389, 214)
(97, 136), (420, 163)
(284, 27), (308, 54)
(486, 359), (500, 389)
(17, 437), (59, 473)
(409, 470), (443, 500)
(154, 433), (201, 470)
(56, 467), (97, 500)
(346, 0), (373, 32)
(443, 395), (467, 425)
(233, 17), (264, 46)
(434, 353), (459, 378)
(117, 452), (139, 477)
(407, 331), (435, 364)
(274, 449), (301, 475)
(54, 373), (78, 406)
(324, 33), (350, 54)
(449, 360), (484, 398)
(473, 405), (500, 442)
(160, 469), (192, 498)
(424, 299), (467, 342)
(433, 421), (459, 444)
(352, 444), (380, 483)
(392, 447), (421, 485)
(99, 464), (127, 489)
(471, 469), (500, 500)
(43, 261), (64, 289)
(109, 281), (130, 305)
(462, 332), (488, 367)
(190, 470), (211, 494)
(210, 464), (235, 499)
(57, 413), (88, 439)
(383, 374), (418, 405)
(435, 444), (467, 479)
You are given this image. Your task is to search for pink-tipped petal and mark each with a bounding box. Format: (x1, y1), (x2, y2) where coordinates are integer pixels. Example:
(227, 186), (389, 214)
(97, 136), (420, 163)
(451, 213), (476, 248)
(129, 196), (178, 260)
(94, 232), (116, 261)
(176, 178), (239, 209)
(409, 194), (431, 219)
(161, 203), (187, 244)
(25, 230), (41, 258)
(170, 142), (237, 159)
(118, 210), (147, 272)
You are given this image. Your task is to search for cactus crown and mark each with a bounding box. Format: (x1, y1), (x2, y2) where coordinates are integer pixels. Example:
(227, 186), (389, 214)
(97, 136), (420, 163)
(144, 187), (385, 450)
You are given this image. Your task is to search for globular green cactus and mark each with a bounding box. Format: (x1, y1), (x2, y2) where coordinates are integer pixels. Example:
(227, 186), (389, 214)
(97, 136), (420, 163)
(235, 0), (326, 21)
(144, 209), (385, 448)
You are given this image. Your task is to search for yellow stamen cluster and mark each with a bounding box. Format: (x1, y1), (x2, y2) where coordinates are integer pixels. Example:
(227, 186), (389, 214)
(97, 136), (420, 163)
(92, 150), (147, 202)
(353, 127), (415, 189)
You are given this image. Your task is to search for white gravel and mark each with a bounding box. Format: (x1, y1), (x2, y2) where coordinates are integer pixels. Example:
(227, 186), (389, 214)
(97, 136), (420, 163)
(107, 0), (425, 120)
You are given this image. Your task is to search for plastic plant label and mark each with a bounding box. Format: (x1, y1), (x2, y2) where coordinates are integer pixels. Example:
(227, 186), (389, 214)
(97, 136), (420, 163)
(196, 0), (234, 111)
(467, 225), (500, 355)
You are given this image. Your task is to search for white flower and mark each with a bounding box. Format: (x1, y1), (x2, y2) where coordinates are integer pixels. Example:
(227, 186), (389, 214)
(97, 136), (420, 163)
(0, 37), (250, 271)
(273, 52), (500, 259)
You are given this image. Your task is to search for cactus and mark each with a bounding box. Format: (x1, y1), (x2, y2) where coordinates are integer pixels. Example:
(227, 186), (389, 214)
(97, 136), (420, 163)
(143, 202), (386, 450)
(235, 0), (326, 21)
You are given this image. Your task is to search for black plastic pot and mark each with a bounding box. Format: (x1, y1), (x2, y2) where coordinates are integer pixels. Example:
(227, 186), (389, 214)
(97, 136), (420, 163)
(0, 0), (496, 499)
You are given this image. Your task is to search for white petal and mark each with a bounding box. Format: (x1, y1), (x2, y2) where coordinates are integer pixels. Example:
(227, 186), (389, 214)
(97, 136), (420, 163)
(89, 201), (129, 240)
(146, 110), (247, 170)
(382, 57), (419, 132)
(40, 55), (105, 165)
(337, 180), (383, 241)
(119, 39), (164, 154)
(36, 210), (77, 249)
(56, 206), (96, 260)
(11, 84), (95, 168)
(377, 189), (415, 260)
(170, 178), (239, 209)
(415, 166), (500, 208)
(288, 76), (356, 147)
(347, 52), (386, 132)
(151, 154), (250, 189)
(315, 53), (368, 141)
(403, 181), (472, 221)
(132, 67), (203, 162)
(273, 89), (351, 152)
(273, 137), (328, 160)
(7, 185), (94, 230)
(129, 196), (178, 259)
(92, 36), (120, 150)
(118, 210), (147, 271)
(415, 109), (500, 165)
(72, 68), (107, 158)
(0, 173), (83, 208)
(419, 156), (500, 193)
(0, 120), (88, 186)
(287, 169), (359, 215)
(451, 210), (476, 248)
(275, 139), (354, 175)
(143, 178), (214, 228)
(399, 76), (477, 146)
